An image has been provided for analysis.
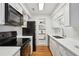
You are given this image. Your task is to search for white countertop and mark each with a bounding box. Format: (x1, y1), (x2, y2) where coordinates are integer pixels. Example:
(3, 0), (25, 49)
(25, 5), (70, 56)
(48, 34), (79, 56)
(0, 46), (21, 56)
(17, 36), (33, 38)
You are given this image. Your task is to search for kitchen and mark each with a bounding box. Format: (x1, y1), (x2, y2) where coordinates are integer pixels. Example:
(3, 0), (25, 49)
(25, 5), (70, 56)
(0, 3), (79, 56)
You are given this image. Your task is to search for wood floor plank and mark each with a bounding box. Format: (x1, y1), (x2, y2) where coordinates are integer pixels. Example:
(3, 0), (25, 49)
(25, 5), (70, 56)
(32, 46), (52, 56)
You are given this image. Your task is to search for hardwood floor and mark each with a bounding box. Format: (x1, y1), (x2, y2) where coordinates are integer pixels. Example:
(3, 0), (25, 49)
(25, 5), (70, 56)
(32, 46), (52, 56)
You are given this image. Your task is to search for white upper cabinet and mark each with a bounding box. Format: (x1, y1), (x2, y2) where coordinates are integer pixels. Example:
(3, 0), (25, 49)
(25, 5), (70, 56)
(9, 3), (23, 14)
(22, 14), (28, 27)
(52, 4), (69, 27)
(0, 3), (28, 25)
(0, 3), (23, 25)
(0, 3), (5, 24)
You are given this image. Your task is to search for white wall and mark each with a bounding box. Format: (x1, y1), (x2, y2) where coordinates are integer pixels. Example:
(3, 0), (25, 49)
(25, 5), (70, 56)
(46, 17), (52, 36)
(0, 25), (22, 46)
(70, 3), (79, 27)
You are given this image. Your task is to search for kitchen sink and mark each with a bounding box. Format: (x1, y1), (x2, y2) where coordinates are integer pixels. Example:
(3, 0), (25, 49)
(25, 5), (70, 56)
(53, 36), (64, 39)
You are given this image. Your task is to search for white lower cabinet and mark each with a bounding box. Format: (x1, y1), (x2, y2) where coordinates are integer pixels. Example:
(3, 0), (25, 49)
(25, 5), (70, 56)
(58, 45), (76, 56)
(49, 37), (76, 56)
(50, 38), (60, 56)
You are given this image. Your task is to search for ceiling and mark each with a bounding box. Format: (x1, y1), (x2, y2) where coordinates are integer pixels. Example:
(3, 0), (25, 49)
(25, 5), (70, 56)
(23, 3), (59, 16)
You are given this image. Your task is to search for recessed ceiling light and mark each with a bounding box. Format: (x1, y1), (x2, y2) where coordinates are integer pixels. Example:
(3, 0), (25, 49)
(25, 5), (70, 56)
(39, 3), (44, 11)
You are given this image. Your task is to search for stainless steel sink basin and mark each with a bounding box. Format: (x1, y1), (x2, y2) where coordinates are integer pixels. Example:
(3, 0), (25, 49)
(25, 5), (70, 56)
(53, 36), (64, 39)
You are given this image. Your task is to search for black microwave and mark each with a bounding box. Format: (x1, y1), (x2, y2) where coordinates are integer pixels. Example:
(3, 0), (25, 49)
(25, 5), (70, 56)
(5, 3), (23, 26)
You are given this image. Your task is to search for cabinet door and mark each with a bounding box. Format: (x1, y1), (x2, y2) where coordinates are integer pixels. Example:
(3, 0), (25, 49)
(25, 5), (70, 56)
(56, 14), (64, 26)
(52, 4), (70, 27)
(22, 15), (28, 27)
(0, 3), (5, 24)
(50, 38), (60, 56)
(51, 39), (57, 56)
(49, 38), (53, 54)
(49, 37), (76, 56)
(58, 45), (66, 56)
(52, 5), (64, 27)
(58, 45), (76, 56)
(65, 50), (76, 56)
(9, 3), (23, 14)
(52, 19), (60, 27)
(55, 4), (69, 27)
